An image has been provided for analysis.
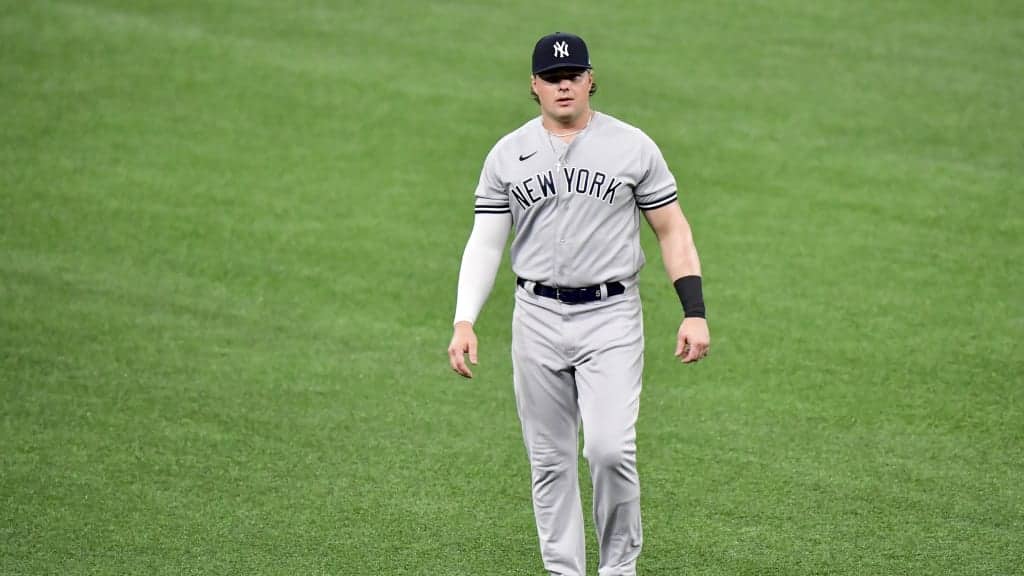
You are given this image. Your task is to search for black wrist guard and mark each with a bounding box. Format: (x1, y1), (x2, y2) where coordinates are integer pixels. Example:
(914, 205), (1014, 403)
(674, 275), (706, 318)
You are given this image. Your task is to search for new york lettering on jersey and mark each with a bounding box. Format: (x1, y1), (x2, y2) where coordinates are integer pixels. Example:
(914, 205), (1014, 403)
(509, 167), (624, 210)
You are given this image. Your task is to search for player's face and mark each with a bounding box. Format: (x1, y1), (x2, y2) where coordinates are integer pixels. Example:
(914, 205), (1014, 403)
(531, 68), (592, 125)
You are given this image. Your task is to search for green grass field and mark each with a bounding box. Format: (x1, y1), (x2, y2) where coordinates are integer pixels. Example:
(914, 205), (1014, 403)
(2, 1), (1022, 574)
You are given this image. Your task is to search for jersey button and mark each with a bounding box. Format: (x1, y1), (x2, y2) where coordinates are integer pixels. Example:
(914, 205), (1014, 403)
(559, 239), (566, 244)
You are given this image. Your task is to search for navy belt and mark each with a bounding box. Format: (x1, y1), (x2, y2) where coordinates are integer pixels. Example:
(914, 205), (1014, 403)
(517, 277), (625, 304)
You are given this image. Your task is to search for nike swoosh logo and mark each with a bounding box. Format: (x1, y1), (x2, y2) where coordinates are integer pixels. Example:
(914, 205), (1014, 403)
(518, 151), (538, 161)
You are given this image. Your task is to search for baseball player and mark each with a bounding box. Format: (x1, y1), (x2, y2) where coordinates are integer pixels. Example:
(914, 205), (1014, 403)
(447, 32), (710, 576)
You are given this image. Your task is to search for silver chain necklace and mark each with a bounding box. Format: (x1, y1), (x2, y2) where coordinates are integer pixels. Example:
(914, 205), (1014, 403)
(545, 110), (595, 138)
(546, 111), (594, 169)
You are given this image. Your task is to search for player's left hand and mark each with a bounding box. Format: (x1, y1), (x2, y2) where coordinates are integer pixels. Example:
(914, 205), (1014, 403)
(675, 317), (710, 363)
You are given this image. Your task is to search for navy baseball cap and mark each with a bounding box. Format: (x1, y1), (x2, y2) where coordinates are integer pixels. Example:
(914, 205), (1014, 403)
(532, 32), (591, 74)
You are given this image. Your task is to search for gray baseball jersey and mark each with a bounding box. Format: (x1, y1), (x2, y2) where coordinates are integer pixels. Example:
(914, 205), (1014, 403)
(473, 111), (678, 287)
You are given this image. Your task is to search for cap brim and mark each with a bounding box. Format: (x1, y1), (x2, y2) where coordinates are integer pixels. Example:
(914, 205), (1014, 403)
(532, 63), (592, 74)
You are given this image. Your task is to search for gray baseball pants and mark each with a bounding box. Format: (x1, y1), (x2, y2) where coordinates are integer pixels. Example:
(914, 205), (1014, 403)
(512, 283), (644, 576)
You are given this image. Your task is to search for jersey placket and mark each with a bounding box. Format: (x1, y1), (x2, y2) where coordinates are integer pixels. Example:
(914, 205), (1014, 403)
(550, 135), (578, 288)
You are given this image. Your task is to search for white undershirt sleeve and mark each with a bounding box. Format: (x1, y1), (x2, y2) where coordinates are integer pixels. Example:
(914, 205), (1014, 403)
(453, 212), (513, 325)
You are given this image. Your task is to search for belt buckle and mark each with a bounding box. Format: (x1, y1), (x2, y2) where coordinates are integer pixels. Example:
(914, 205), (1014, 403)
(556, 287), (574, 303)
(561, 287), (584, 304)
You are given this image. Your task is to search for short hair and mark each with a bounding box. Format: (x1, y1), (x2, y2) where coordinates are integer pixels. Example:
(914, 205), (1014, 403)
(530, 73), (598, 103)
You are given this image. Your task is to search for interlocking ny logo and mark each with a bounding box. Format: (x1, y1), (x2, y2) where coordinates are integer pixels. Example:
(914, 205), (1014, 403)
(553, 41), (569, 58)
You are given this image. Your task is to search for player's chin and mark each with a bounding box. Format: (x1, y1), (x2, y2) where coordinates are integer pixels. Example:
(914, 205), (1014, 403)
(549, 105), (578, 121)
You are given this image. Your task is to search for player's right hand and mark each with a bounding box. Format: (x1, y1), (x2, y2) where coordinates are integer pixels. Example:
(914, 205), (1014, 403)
(448, 321), (479, 378)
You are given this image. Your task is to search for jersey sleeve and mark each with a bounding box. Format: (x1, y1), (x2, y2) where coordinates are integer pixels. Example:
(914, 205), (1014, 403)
(473, 146), (510, 214)
(633, 133), (678, 211)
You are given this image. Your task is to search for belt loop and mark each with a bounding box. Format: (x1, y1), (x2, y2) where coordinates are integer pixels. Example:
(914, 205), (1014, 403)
(599, 283), (609, 300)
(525, 280), (537, 295)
